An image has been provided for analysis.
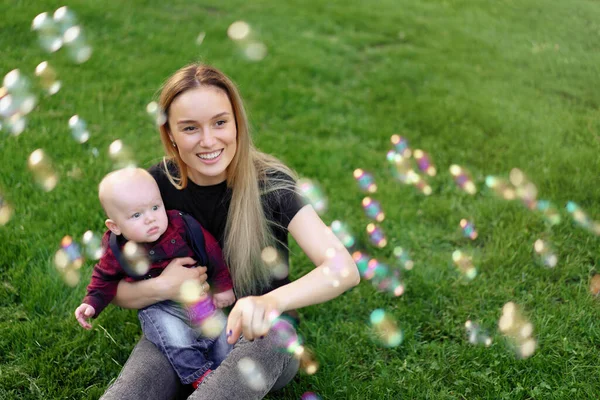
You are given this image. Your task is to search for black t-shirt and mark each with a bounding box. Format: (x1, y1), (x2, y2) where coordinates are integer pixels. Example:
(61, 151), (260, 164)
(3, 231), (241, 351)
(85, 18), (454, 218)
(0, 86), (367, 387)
(148, 161), (304, 296)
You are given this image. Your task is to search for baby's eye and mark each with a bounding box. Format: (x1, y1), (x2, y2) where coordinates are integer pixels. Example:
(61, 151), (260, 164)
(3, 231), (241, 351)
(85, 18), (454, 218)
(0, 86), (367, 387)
(152, 205), (160, 211)
(131, 212), (141, 219)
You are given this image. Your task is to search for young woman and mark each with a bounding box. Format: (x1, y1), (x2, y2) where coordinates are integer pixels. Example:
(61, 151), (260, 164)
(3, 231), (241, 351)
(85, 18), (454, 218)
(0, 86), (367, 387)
(100, 63), (360, 400)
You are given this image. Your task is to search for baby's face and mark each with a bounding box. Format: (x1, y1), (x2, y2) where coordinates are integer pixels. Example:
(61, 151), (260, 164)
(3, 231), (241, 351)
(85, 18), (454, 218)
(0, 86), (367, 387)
(109, 178), (168, 243)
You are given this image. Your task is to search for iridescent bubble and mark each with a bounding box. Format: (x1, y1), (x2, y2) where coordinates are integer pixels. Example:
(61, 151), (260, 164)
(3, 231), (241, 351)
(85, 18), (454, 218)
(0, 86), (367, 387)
(452, 250), (477, 280)
(387, 150), (414, 183)
(146, 101), (167, 126)
(498, 302), (536, 359)
(368, 262), (404, 296)
(82, 230), (104, 260)
(330, 220), (356, 249)
(536, 200), (561, 226)
(196, 31), (206, 46)
(460, 219), (478, 240)
(63, 25), (92, 64)
(301, 392), (323, 400)
(32, 12), (63, 52)
(54, 235), (83, 287)
(180, 280), (205, 304)
(0, 193), (13, 226)
(465, 320), (492, 347)
(35, 61), (61, 95)
(409, 171), (432, 196)
(533, 239), (558, 268)
(352, 251), (370, 278)
(413, 149), (436, 176)
(271, 317), (302, 353)
(392, 246), (414, 271)
(297, 178), (327, 215)
(590, 274), (600, 296)
(366, 223), (387, 248)
(485, 176), (516, 200)
(297, 345), (319, 375)
(369, 309), (403, 347)
(228, 21), (251, 40)
(68, 115), (90, 143)
(3, 113), (26, 136)
(353, 168), (377, 193)
(449, 164), (476, 195)
(109, 139), (136, 169)
(53, 6), (77, 35)
(362, 197), (385, 222)
(509, 168), (537, 209)
(390, 134), (411, 157)
(3, 69), (37, 116)
(566, 201), (600, 235)
(122, 241), (150, 276)
(365, 258), (387, 281)
(238, 357), (266, 391)
(28, 149), (58, 191)
(261, 246), (288, 279)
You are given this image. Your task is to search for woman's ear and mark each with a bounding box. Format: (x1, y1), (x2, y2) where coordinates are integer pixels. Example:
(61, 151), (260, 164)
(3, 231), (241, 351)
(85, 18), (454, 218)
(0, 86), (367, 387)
(105, 219), (121, 235)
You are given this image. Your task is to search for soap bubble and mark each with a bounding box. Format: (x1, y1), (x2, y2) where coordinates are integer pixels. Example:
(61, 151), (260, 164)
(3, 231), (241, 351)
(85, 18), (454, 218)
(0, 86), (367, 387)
(35, 61), (61, 95)
(353, 168), (377, 193)
(459, 219), (478, 240)
(366, 223), (387, 248)
(362, 197), (385, 222)
(122, 241), (150, 276)
(465, 320), (492, 347)
(238, 357), (267, 391)
(228, 21), (251, 40)
(297, 178), (327, 215)
(82, 230), (104, 260)
(498, 302), (537, 358)
(261, 246), (288, 279)
(413, 149), (436, 176)
(452, 250), (477, 280)
(146, 101), (167, 126)
(0, 193), (13, 226)
(390, 134), (411, 157)
(370, 309), (403, 347)
(393, 246), (414, 271)
(533, 239), (558, 268)
(28, 149), (58, 191)
(330, 220), (356, 249)
(68, 115), (90, 143)
(32, 12), (63, 52)
(109, 139), (136, 169)
(449, 164), (476, 195)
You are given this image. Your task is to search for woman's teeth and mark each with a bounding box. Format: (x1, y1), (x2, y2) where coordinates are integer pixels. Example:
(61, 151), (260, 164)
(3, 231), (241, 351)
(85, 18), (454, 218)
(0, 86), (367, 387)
(198, 150), (222, 160)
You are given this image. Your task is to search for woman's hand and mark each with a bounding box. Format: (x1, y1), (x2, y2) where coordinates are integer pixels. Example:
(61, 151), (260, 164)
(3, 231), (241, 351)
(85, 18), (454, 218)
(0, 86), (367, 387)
(226, 294), (281, 344)
(155, 257), (208, 302)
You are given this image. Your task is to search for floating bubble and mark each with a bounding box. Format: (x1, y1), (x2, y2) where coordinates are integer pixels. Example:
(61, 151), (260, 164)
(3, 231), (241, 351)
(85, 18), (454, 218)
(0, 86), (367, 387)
(271, 317), (302, 353)
(32, 12), (63, 52)
(460, 219), (478, 240)
(352, 251), (371, 278)
(261, 246), (288, 279)
(180, 280), (205, 304)
(244, 41), (268, 61)
(63, 25), (92, 64)
(449, 164), (476, 195)
(413, 149), (436, 176)
(364, 258), (387, 281)
(2, 69), (37, 117)
(238, 357), (267, 391)
(82, 230), (104, 260)
(362, 197), (385, 222)
(368, 262), (404, 296)
(187, 295), (225, 338)
(54, 235), (83, 287)
(485, 176), (516, 200)
(53, 6), (77, 35)
(330, 220), (356, 249)
(122, 241), (150, 276)
(0, 193), (13, 226)
(301, 392), (322, 400)
(28, 149), (58, 191)
(509, 168), (538, 209)
(366, 223), (387, 248)
(2, 113), (26, 136)
(370, 309), (403, 347)
(228, 21), (251, 41)
(297, 345), (319, 375)
(566, 201), (600, 235)
(387, 150), (414, 183)
(297, 178), (327, 215)
(409, 171), (432, 195)
(465, 320), (492, 347)
(146, 101), (167, 126)
(498, 302), (536, 358)
(590, 274), (600, 296)
(393, 246), (414, 271)
(34, 61), (61, 95)
(390, 134), (411, 157)
(196, 31), (206, 45)
(353, 168), (377, 193)
(452, 250), (477, 280)
(535, 200), (561, 226)
(533, 239), (558, 268)
(68, 115), (90, 143)
(109, 139), (136, 169)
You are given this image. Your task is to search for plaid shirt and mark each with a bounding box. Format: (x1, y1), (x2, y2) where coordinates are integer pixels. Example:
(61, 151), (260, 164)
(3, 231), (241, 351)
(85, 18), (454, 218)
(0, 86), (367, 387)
(83, 210), (233, 317)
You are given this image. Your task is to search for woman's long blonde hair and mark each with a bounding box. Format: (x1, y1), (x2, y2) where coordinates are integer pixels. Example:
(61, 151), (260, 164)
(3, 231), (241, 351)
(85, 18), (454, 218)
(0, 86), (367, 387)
(158, 63), (296, 297)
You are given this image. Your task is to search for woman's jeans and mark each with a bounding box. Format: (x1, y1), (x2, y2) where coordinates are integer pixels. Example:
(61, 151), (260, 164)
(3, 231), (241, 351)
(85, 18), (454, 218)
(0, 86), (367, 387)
(138, 300), (232, 385)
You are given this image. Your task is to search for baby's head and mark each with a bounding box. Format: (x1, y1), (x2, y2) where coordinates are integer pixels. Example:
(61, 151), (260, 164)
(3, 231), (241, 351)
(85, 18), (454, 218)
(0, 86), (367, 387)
(99, 168), (168, 243)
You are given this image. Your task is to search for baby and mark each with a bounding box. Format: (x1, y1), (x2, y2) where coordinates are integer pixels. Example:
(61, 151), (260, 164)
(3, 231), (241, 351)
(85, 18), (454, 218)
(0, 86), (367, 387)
(75, 167), (235, 389)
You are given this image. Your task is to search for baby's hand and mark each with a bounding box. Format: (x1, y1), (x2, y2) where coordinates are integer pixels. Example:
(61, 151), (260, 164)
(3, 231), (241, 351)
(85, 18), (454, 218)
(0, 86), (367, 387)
(213, 289), (236, 308)
(75, 303), (96, 330)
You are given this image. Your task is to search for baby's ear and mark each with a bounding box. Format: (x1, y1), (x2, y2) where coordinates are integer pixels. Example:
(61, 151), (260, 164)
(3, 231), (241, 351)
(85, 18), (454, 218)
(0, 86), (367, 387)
(105, 219), (121, 235)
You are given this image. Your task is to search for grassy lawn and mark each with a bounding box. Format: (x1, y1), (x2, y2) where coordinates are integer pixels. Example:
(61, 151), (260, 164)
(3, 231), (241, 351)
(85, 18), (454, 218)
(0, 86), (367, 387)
(2, 0), (600, 398)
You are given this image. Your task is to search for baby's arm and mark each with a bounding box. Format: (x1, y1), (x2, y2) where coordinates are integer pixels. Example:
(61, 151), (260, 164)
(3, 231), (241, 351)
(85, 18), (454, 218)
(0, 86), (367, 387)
(74, 303), (96, 330)
(212, 289), (235, 308)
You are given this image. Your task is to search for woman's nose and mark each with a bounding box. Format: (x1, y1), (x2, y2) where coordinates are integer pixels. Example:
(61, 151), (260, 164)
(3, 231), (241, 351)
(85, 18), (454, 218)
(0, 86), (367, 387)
(200, 128), (217, 147)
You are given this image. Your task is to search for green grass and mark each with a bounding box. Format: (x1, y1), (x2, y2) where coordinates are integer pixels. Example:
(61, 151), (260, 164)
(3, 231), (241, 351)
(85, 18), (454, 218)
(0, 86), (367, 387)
(2, 0), (600, 398)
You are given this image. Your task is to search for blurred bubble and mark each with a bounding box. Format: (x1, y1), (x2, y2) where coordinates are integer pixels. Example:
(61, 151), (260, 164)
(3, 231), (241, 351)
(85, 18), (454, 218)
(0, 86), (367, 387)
(366, 223), (387, 248)
(452, 250), (477, 280)
(32, 12), (63, 52)
(68, 115), (90, 143)
(81, 230), (104, 260)
(465, 320), (492, 347)
(390, 134), (411, 157)
(297, 346), (319, 375)
(146, 101), (167, 126)
(352, 251), (371, 278)
(533, 239), (557, 268)
(498, 302), (536, 358)
(485, 176), (516, 200)
(109, 139), (136, 169)
(180, 280), (204, 304)
(413, 149), (436, 176)
(244, 41), (268, 61)
(535, 200), (561, 226)
(370, 309), (403, 347)
(228, 21), (251, 40)
(301, 392), (322, 400)
(63, 25), (92, 63)
(53, 6), (77, 34)
(238, 357), (267, 391)
(271, 317), (302, 353)
(3, 69), (37, 116)
(192, 304), (225, 338)
(0, 193), (13, 225)
(353, 168), (377, 193)
(590, 274), (600, 296)
(368, 261), (404, 296)
(460, 219), (478, 240)
(3, 113), (26, 136)
(35, 61), (61, 95)
(509, 168), (538, 209)
(297, 178), (327, 215)
(322, 247), (353, 287)
(393, 246), (414, 271)
(362, 197), (385, 222)
(261, 246), (288, 279)
(122, 241), (150, 276)
(54, 235), (83, 287)
(330, 220), (356, 249)
(409, 172), (432, 196)
(28, 149), (58, 191)
(196, 31), (206, 46)
(449, 164), (476, 195)
(387, 150), (414, 183)
(566, 201), (600, 235)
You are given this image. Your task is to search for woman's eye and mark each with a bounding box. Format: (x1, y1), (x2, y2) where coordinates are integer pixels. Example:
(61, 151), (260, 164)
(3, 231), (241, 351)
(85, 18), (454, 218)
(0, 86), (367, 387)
(183, 126), (196, 132)
(215, 120), (226, 127)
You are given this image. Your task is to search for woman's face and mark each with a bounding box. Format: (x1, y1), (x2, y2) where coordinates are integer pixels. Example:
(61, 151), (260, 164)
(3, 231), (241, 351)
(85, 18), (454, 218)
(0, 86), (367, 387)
(168, 86), (237, 186)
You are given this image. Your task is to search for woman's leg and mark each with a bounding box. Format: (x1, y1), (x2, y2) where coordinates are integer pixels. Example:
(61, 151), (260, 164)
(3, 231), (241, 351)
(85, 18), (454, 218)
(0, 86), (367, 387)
(189, 320), (299, 400)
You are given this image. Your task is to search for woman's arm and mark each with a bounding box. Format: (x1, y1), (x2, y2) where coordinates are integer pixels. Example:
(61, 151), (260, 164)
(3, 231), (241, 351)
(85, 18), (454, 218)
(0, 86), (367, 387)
(112, 257), (208, 309)
(226, 205), (360, 342)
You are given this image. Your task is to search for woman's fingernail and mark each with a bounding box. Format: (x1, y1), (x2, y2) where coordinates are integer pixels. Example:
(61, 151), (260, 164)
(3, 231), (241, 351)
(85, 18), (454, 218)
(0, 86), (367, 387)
(260, 335), (265, 339)
(227, 329), (232, 337)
